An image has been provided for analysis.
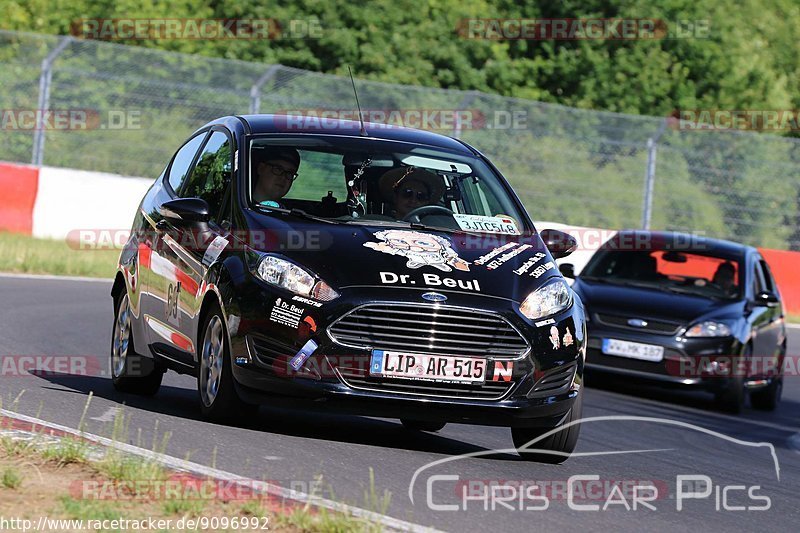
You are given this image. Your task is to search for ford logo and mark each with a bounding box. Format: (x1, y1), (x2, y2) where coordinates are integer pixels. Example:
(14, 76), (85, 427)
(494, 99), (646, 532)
(422, 292), (448, 303)
(627, 318), (649, 328)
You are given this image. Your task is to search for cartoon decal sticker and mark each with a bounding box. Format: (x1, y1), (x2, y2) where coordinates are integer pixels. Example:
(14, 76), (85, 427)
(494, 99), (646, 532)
(492, 361), (514, 382)
(563, 328), (574, 347)
(202, 235), (229, 266)
(549, 325), (560, 350)
(513, 252), (547, 276)
(364, 230), (470, 272)
(269, 297), (304, 328)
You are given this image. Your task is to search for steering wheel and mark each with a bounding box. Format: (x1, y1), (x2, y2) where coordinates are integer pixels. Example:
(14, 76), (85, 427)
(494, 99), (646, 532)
(402, 205), (454, 223)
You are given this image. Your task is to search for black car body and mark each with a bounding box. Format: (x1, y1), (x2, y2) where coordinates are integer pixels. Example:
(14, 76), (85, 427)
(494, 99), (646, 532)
(110, 115), (586, 461)
(567, 231), (786, 412)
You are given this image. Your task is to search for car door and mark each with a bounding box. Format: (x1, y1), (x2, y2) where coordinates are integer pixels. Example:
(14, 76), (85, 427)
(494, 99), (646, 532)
(755, 255), (784, 358)
(748, 256), (773, 361)
(151, 128), (235, 368)
(140, 130), (208, 363)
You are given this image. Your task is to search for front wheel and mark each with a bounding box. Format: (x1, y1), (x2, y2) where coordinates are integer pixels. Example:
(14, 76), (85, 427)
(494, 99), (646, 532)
(511, 389), (583, 464)
(111, 292), (163, 396)
(751, 379), (782, 411)
(198, 304), (257, 421)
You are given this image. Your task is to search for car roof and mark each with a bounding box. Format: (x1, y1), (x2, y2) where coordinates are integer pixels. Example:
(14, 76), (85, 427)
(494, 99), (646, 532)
(230, 114), (475, 155)
(611, 230), (755, 258)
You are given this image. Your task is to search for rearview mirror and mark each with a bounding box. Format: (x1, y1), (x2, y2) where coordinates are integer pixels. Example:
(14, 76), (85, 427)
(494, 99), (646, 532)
(754, 290), (780, 308)
(539, 229), (577, 259)
(158, 198), (210, 225)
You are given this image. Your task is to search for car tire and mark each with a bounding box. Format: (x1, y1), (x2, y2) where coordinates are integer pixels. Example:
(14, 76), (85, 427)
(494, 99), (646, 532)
(715, 346), (750, 414)
(511, 388), (583, 464)
(401, 419), (446, 432)
(198, 303), (257, 421)
(111, 292), (163, 396)
(751, 378), (782, 411)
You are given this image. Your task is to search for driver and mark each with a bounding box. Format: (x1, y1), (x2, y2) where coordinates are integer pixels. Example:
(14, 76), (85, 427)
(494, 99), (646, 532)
(379, 167), (444, 219)
(712, 261), (737, 293)
(252, 147), (301, 207)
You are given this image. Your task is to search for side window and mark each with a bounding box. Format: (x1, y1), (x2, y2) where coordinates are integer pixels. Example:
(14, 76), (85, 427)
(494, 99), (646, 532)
(167, 133), (206, 193)
(179, 131), (232, 222)
(758, 259), (776, 292)
(752, 261), (767, 295)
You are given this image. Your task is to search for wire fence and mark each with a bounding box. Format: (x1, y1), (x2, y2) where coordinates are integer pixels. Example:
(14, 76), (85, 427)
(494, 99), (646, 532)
(1, 30), (798, 250)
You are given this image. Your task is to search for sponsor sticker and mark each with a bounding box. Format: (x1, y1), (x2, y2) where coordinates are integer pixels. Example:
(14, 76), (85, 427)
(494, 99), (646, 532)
(364, 230), (470, 272)
(530, 261), (556, 278)
(549, 326), (560, 350)
(453, 214), (520, 235)
(292, 295), (323, 308)
(513, 252), (547, 275)
(534, 318), (556, 327)
(269, 297), (304, 328)
(473, 242), (519, 266)
(482, 244), (532, 270)
(491, 361), (514, 382)
(202, 235), (228, 266)
(289, 339), (318, 371)
(379, 271), (481, 292)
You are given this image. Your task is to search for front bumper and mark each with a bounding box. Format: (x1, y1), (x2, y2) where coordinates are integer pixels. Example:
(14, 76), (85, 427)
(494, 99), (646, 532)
(224, 282), (585, 428)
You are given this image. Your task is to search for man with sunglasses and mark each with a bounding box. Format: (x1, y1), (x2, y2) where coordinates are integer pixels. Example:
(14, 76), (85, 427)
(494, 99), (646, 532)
(379, 166), (444, 219)
(252, 147), (301, 207)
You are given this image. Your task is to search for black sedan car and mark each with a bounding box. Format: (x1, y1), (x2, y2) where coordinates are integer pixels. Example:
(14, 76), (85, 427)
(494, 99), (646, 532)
(110, 114), (586, 462)
(565, 231), (786, 413)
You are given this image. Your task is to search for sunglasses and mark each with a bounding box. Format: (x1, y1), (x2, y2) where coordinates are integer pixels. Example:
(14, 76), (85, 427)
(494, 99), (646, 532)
(399, 188), (430, 201)
(267, 163), (299, 181)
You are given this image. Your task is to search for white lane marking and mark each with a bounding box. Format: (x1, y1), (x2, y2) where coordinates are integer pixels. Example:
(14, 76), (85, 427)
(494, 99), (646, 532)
(90, 406), (121, 422)
(264, 455), (283, 461)
(0, 408), (439, 533)
(0, 272), (112, 283)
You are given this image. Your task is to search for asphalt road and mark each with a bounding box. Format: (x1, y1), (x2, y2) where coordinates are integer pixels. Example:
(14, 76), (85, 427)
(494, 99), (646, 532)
(0, 275), (797, 532)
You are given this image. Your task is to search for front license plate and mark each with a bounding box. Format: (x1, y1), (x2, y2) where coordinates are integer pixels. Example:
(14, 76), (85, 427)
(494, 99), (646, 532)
(370, 350), (487, 383)
(602, 339), (664, 362)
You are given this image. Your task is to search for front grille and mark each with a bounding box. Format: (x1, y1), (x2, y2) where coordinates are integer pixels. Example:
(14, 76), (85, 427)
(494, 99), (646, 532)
(335, 367), (515, 400)
(529, 362), (577, 397)
(594, 313), (683, 336)
(247, 334), (294, 367)
(328, 304), (529, 358)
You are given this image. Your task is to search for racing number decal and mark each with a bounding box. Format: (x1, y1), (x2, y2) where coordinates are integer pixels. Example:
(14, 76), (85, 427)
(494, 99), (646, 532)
(166, 281), (181, 325)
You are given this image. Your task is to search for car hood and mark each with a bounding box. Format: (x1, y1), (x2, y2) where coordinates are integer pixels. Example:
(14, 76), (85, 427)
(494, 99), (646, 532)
(242, 212), (562, 301)
(573, 279), (745, 323)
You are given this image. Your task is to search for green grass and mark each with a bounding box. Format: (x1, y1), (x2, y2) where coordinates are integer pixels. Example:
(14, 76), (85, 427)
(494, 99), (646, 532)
(786, 313), (800, 324)
(2, 467), (22, 489)
(40, 438), (90, 466)
(0, 231), (120, 278)
(59, 495), (123, 522)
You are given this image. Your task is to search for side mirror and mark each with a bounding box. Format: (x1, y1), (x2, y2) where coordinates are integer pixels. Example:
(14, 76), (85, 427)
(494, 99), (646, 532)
(559, 263), (576, 279)
(539, 229), (577, 259)
(158, 198), (210, 225)
(754, 290), (780, 308)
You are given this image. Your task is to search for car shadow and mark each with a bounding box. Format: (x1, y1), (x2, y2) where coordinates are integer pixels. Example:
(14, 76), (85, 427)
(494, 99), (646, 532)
(30, 371), (522, 462)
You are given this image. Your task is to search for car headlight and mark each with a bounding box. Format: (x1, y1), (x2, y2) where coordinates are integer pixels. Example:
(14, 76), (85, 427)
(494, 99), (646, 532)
(256, 256), (339, 301)
(519, 279), (572, 320)
(684, 321), (732, 337)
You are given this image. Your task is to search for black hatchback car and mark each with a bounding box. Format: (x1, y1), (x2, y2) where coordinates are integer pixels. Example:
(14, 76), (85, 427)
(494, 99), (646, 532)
(566, 231), (786, 413)
(110, 115), (586, 462)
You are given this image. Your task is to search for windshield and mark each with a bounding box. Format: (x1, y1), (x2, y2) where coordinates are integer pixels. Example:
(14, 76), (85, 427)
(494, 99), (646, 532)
(581, 249), (744, 300)
(247, 135), (528, 235)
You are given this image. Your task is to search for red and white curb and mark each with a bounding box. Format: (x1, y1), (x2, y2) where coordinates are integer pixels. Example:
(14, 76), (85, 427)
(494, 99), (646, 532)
(0, 408), (441, 533)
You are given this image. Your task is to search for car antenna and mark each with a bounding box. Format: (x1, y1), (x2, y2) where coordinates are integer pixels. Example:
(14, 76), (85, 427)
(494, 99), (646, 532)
(348, 66), (368, 137)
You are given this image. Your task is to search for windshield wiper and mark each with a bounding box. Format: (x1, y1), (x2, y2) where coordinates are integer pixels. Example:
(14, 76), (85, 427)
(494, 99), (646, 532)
(253, 205), (339, 225)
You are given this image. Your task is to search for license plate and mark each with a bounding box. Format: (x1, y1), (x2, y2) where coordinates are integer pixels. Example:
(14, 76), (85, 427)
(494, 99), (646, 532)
(602, 339), (664, 362)
(369, 350), (487, 383)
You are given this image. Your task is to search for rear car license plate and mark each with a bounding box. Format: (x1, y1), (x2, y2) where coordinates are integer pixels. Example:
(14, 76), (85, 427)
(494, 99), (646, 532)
(601, 339), (664, 362)
(370, 350), (487, 383)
